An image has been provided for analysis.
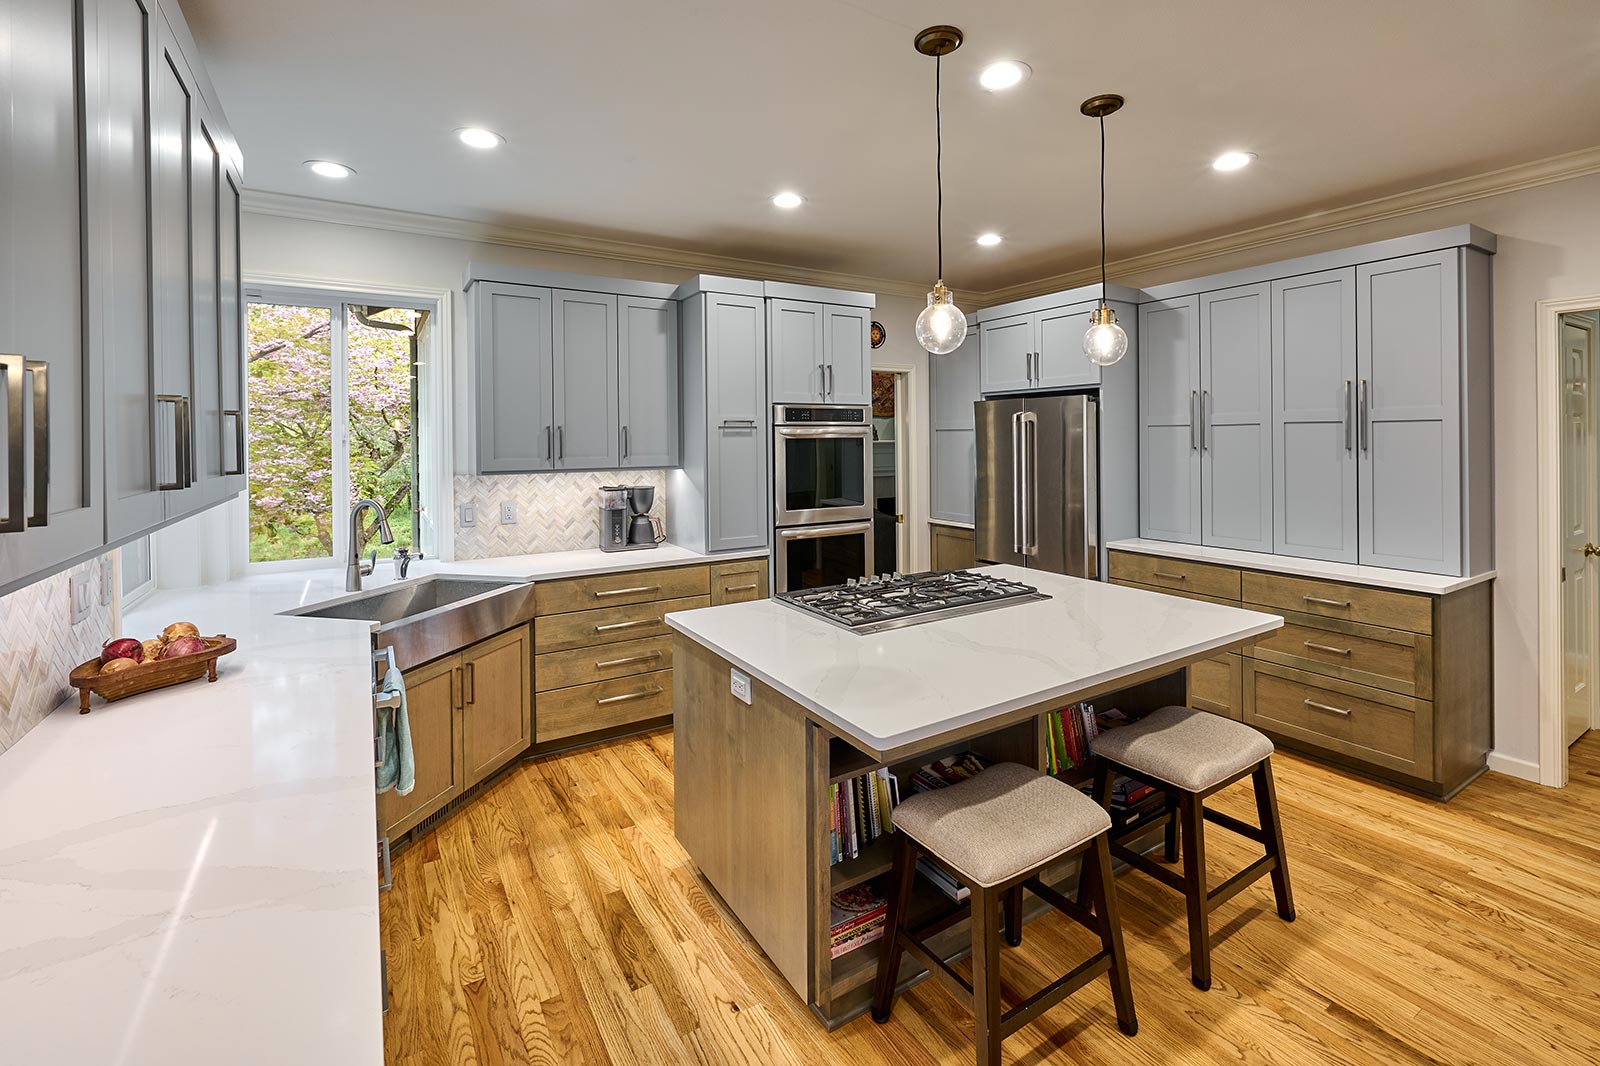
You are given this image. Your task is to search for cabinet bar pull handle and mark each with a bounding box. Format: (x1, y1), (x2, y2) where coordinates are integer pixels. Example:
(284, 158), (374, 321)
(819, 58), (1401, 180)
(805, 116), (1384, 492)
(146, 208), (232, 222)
(1302, 641), (1352, 656)
(1358, 379), (1370, 453)
(595, 617), (659, 632)
(379, 836), (393, 893)
(556, 425), (563, 460)
(721, 418), (757, 427)
(1190, 390), (1199, 450)
(24, 360), (47, 527)
(621, 424), (629, 460)
(1302, 595), (1350, 608)
(1151, 570), (1188, 581)
(545, 425), (552, 459)
(155, 395), (187, 491)
(594, 585), (660, 598)
(223, 409), (245, 476)
(724, 583), (758, 593)
(464, 662), (475, 704)
(1343, 380), (1354, 452)
(1201, 389), (1209, 452)
(1303, 698), (1351, 717)
(0, 355), (23, 532)
(597, 686), (662, 706)
(595, 651), (662, 668)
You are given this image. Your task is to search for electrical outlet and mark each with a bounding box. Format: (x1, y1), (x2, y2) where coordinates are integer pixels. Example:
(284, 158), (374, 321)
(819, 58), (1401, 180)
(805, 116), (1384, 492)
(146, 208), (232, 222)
(730, 668), (751, 705)
(69, 571), (93, 625)
(99, 560), (115, 606)
(500, 501), (516, 525)
(459, 504), (476, 528)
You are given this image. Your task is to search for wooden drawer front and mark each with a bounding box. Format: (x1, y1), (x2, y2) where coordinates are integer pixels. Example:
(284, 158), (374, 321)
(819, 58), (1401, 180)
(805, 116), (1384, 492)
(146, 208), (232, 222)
(1189, 653), (1242, 720)
(1247, 610), (1432, 698)
(1108, 551), (1240, 601)
(1241, 571), (1432, 634)
(536, 565), (710, 615)
(534, 595), (709, 653)
(1244, 661), (1433, 778)
(711, 560), (768, 605)
(535, 634), (673, 692)
(536, 669), (673, 744)
(1110, 578), (1237, 608)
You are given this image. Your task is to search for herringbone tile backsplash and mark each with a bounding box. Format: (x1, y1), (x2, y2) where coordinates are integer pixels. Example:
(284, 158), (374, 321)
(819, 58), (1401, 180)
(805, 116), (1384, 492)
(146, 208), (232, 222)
(0, 557), (112, 755)
(452, 470), (670, 559)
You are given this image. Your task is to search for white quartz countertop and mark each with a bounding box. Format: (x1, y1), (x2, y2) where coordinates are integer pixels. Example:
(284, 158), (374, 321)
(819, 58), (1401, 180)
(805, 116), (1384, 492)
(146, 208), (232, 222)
(666, 564), (1283, 758)
(1106, 539), (1495, 595)
(0, 543), (764, 1066)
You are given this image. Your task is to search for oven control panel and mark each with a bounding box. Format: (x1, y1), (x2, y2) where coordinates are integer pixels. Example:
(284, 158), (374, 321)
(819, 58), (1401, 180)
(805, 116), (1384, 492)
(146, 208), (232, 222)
(779, 405), (866, 424)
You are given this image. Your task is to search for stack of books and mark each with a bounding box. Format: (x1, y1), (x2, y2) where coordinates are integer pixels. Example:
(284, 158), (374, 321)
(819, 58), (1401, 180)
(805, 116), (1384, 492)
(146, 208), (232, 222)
(829, 767), (899, 865)
(908, 752), (988, 794)
(917, 857), (970, 903)
(1081, 774), (1162, 812)
(1044, 702), (1100, 776)
(829, 884), (888, 959)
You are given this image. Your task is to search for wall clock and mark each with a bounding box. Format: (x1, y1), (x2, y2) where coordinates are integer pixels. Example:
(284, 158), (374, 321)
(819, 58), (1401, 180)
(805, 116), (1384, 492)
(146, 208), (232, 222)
(870, 321), (886, 349)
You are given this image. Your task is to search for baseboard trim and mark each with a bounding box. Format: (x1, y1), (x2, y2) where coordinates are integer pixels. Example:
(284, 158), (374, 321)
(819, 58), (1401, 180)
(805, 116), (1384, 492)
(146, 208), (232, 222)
(1485, 751), (1543, 784)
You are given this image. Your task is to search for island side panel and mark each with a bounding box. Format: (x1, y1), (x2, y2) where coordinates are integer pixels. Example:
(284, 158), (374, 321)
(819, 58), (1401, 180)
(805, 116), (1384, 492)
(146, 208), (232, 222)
(673, 635), (813, 998)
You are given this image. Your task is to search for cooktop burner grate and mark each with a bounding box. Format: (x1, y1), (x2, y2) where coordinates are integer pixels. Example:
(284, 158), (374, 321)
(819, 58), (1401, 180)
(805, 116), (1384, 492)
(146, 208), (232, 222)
(776, 570), (1048, 633)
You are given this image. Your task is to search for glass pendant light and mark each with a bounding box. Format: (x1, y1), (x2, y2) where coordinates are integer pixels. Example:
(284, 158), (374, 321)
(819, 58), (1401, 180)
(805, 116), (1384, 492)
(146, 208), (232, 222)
(913, 26), (968, 355)
(1081, 94), (1129, 367)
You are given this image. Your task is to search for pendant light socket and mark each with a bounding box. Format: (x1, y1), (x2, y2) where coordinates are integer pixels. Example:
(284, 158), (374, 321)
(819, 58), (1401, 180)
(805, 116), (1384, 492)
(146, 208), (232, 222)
(1080, 94), (1125, 118)
(913, 25), (964, 56)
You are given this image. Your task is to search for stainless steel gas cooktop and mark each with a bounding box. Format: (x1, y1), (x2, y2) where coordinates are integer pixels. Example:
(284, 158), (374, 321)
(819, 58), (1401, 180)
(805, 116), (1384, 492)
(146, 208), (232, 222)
(775, 569), (1048, 634)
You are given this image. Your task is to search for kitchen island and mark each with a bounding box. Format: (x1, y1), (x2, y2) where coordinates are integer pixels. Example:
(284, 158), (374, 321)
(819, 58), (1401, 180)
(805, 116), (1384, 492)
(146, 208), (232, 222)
(666, 565), (1283, 1027)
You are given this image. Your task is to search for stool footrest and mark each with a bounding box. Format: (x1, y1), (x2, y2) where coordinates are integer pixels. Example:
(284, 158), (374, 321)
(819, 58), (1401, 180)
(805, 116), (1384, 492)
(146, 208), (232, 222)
(1110, 841), (1187, 892)
(1000, 953), (1113, 1039)
(898, 933), (974, 1006)
(1204, 807), (1267, 845)
(1023, 876), (1099, 935)
(1207, 853), (1279, 910)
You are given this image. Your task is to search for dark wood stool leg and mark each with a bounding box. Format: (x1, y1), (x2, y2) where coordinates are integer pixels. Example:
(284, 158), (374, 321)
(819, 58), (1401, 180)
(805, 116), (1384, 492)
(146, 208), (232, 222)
(1078, 759), (1116, 909)
(1253, 758), (1296, 922)
(1002, 885), (1024, 947)
(1179, 790), (1212, 991)
(871, 834), (920, 1023)
(1163, 793), (1179, 863)
(971, 884), (1004, 1066)
(1086, 833), (1139, 1036)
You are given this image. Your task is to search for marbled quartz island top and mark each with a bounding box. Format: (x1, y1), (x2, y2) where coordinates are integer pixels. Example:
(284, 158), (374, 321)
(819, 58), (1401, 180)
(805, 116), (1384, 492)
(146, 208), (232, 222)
(666, 565), (1284, 759)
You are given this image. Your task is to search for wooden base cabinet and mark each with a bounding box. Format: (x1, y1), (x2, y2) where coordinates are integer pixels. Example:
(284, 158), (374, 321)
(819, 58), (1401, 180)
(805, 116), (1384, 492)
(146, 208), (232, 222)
(930, 524), (976, 570)
(710, 557), (768, 605)
(377, 655), (463, 840)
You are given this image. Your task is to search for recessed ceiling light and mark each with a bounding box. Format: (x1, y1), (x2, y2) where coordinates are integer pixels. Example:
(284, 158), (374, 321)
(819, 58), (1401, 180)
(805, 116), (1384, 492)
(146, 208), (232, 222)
(305, 159), (353, 179)
(976, 232), (1003, 247)
(979, 60), (1030, 92)
(1212, 150), (1256, 172)
(772, 190), (805, 210)
(456, 127), (504, 149)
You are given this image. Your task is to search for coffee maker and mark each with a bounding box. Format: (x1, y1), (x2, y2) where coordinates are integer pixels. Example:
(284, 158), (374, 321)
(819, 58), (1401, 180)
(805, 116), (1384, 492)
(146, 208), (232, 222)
(599, 485), (663, 552)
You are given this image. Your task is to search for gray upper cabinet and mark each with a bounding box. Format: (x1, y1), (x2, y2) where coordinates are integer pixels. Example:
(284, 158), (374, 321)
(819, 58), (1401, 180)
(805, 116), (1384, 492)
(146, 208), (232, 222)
(1272, 268), (1358, 564)
(474, 283), (555, 472)
(823, 304), (871, 404)
(551, 290), (619, 469)
(1036, 304), (1100, 390)
(1357, 250), (1462, 573)
(1199, 284), (1272, 552)
(929, 333), (979, 524)
(617, 296), (679, 468)
(768, 299), (869, 404)
(217, 165), (245, 491)
(979, 313), (1033, 393)
(1138, 298), (1202, 543)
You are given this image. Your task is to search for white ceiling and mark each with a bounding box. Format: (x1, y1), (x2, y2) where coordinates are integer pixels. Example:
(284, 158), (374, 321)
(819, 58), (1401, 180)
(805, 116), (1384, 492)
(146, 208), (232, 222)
(186, 0), (1600, 291)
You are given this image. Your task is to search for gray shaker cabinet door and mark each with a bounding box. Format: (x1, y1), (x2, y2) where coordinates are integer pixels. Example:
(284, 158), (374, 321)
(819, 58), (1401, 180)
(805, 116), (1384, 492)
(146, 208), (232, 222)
(979, 313), (1034, 394)
(1138, 297), (1201, 543)
(706, 294), (768, 551)
(823, 303), (871, 404)
(1036, 303), (1100, 389)
(474, 283), (554, 472)
(190, 106), (226, 508)
(1199, 284), (1272, 552)
(1272, 268), (1357, 563)
(551, 290), (619, 469)
(1357, 249), (1462, 574)
(767, 299), (825, 404)
(617, 296), (678, 468)
(930, 332), (979, 524)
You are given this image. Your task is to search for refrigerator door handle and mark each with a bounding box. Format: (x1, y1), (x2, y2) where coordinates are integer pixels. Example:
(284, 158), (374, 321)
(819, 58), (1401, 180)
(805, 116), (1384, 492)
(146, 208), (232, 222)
(1020, 410), (1038, 555)
(1010, 412), (1022, 554)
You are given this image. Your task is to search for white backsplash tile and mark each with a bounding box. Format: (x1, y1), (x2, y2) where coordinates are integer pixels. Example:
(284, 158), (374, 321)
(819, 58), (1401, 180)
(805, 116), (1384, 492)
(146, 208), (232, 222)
(0, 557), (113, 754)
(452, 470), (669, 559)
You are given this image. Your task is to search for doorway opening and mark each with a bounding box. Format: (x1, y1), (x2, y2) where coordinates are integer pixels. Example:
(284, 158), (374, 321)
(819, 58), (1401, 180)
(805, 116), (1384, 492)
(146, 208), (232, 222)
(1560, 308), (1600, 754)
(871, 369), (908, 574)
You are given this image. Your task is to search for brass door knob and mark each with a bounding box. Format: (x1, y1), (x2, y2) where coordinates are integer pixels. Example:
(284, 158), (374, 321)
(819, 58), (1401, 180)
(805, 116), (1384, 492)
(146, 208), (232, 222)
(1584, 544), (1600, 558)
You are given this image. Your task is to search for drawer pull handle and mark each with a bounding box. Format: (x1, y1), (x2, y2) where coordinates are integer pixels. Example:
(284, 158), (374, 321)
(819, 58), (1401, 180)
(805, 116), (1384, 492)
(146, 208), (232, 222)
(597, 686), (662, 706)
(594, 585), (661, 598)
(1303, 698), (1351, 717)
(1302, 641), (1352, 656)
(595, 618), (659, 632)
(595, 651), (662, 668)
(1151, 571), (1188, 581)
(724, 583), (758, 593)
(1302, 595), (1350, 608)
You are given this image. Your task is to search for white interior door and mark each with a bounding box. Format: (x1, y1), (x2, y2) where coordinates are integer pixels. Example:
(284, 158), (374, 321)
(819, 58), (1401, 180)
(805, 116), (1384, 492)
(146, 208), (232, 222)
(1562, 312), (1598, 746)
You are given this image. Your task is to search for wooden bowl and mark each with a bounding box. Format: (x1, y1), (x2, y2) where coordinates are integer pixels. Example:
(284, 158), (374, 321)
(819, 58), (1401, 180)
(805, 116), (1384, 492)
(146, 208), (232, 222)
(69, 636), (238, 713)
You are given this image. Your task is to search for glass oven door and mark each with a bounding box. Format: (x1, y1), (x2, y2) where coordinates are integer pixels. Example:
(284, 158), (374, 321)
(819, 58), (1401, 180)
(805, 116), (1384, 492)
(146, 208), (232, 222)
(774, 426), (872, 526)
(775, 520), (874, 593)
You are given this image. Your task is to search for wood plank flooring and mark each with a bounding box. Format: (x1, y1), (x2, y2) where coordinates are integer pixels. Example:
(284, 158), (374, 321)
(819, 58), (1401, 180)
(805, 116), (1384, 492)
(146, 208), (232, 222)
(381, 730), (1600, 1065)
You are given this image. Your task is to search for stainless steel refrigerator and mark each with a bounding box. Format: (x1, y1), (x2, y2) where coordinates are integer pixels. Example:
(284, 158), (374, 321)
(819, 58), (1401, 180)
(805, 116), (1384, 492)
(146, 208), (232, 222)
(974, 393), (1099, 577)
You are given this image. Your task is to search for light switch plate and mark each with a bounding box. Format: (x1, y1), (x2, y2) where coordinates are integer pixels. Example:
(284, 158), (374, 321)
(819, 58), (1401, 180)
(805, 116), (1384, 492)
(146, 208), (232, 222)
(730, 668), (751, 705)
(459, 504), (476, 527)
(500, 501), (516, 525)
(69, 571), (93, 625)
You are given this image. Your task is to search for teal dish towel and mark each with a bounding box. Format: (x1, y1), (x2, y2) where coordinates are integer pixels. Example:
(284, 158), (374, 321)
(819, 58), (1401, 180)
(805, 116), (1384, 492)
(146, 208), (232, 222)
(375, 665), (415, 796)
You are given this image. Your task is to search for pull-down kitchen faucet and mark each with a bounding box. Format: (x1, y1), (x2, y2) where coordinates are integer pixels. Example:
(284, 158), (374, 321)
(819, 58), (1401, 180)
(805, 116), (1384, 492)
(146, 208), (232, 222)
(346, 499), (396, 592)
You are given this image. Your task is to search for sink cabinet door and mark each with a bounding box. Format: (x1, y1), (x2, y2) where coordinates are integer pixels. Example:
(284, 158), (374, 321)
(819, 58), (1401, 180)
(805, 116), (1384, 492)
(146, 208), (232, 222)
(379, 654), (463, 839)
(461, 625), (533, 788)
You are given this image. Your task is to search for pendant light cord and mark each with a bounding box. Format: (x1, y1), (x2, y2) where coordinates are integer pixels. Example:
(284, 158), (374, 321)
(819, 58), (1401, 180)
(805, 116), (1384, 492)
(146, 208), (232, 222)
(935, 53), (944, 282)
(1099, 114), (1107, 300)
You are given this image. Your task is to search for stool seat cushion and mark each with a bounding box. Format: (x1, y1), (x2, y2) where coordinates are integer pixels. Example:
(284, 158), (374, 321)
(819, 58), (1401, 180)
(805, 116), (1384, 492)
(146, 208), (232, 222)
(890, 762), (1112, 888)
(1091, 705), (1273, 792)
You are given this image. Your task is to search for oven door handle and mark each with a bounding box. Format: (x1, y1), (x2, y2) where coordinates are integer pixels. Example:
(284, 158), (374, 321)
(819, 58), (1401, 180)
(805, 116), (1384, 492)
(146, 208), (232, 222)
(773, 425), (872, 440)
(777, 521), (874, 541)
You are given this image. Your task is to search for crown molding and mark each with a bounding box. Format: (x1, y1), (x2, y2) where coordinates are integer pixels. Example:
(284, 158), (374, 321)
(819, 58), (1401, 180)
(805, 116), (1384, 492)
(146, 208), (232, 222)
(974, 144), (1600, 306)
(241, 189), (931, 301)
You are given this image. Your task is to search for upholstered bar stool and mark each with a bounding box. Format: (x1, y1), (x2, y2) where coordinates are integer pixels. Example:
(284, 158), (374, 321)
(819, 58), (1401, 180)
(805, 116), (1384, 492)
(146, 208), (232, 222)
(871, 762), (1137, 1066)
(1086, 706), (1295, 991)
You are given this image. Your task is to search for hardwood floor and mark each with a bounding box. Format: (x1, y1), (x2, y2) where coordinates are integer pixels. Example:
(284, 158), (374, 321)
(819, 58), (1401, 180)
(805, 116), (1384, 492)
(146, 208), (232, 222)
(381, 730), (1600, 1065)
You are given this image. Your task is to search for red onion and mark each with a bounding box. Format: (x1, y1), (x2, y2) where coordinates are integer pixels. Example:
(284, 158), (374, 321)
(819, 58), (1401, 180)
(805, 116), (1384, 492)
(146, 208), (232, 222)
(160, 634), (207, 659)
(101, 637), (144, 665)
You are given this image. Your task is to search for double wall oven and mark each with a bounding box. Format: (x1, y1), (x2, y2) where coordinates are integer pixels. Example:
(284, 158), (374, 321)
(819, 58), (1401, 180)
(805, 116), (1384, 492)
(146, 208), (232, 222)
(772, 404), (875, 593)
